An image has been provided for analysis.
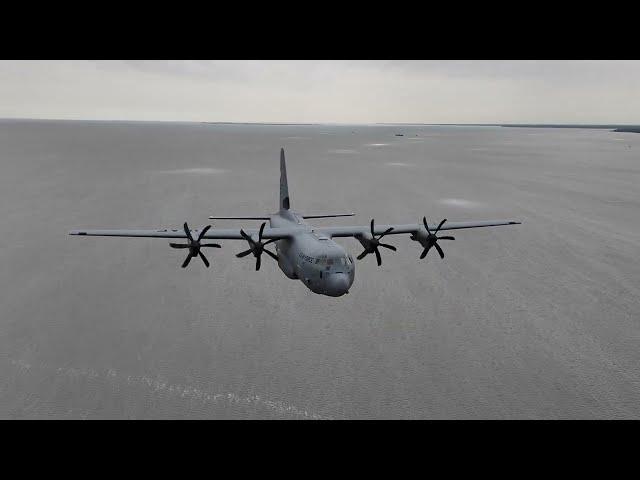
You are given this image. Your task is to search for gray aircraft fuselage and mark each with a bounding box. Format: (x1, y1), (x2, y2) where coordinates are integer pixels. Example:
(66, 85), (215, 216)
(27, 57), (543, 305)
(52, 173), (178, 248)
(270, 209), (355, 297)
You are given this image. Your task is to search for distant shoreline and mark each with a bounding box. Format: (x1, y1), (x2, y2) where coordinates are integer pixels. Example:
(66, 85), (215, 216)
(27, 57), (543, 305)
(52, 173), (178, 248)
(377, 123), (640, 133)
(1, 118), (639, 133)
(498, 124), (640, 133)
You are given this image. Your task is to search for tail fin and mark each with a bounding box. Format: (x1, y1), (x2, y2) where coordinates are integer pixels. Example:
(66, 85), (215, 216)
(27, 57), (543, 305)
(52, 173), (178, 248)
(280, 148), (290, 210)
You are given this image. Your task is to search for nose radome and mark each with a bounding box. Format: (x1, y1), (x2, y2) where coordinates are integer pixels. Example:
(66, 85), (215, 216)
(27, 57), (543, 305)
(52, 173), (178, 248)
(325, 273), (350, 297)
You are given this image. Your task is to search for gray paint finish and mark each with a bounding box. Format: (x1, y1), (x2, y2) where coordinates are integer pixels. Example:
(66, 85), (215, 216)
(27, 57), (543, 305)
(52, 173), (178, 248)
(68, 148), (519, 297)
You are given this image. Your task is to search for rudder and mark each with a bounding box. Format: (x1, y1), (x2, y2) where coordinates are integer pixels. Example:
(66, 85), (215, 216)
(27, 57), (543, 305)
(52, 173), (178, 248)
(280, 148), (290, 210)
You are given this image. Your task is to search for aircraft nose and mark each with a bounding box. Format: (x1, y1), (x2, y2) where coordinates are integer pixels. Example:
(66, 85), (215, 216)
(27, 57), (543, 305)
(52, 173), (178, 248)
(325, 273), (350, 297)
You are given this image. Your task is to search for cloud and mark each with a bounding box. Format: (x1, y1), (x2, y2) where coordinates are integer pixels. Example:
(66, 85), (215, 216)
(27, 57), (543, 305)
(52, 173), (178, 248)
(1, 60), (639, 124)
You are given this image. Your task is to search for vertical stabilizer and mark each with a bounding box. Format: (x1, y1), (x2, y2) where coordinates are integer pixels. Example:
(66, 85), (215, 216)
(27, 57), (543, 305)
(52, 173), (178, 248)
(280, 148), (290, 210)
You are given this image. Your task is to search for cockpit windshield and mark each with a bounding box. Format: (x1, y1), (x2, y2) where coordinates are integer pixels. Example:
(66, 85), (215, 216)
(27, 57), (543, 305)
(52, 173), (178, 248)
(315, 255), (351, 266)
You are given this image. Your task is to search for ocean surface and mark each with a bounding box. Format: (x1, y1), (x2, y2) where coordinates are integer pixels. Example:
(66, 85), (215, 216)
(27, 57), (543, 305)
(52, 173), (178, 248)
(1, 119), (639, 419)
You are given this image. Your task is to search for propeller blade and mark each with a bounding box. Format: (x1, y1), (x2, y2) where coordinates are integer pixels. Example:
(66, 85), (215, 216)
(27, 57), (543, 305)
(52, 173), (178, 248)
(173, 224), (218, 268)
(379, 243), (397, 251)
(438, 236), (455, 241)
(370, 219), (375, 236)
(420, 244), (432, 259)
(181, 253), (193, 268)
(263, 238), (278, 246)
(378, 227), (394, 239)
(374, 248), (382, 266)
(239, 228), (253, 245)
(434, 218), (447, 234)
(259, 222), (266, 242)
(264, 249), (279, 261)
(423, 217), (431, 234)
(236, 249), (253, 258)
(255, 255), (261, 271)
(198, 251), (210, 268)
(197, 225), (211, 241)
(183, 222), (194, 242)
(434, 243), (445, 259)
(357, 250), (368, 260)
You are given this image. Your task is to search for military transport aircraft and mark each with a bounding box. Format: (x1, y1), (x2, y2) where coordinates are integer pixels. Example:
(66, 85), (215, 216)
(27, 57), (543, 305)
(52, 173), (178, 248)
(69, 149), (521, 297)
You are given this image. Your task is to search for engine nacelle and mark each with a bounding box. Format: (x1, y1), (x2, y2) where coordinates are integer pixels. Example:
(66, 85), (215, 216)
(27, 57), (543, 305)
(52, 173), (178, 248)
(410, 228), (429, 248)
(355, 232), (375, 250)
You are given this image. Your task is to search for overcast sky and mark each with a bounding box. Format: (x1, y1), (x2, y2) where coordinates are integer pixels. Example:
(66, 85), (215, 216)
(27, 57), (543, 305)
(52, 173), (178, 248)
(1, 60), (639, 124)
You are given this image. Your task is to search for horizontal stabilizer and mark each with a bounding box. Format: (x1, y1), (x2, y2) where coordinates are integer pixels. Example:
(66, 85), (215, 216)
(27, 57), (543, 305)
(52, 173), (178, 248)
(208, 216), (271, 220)
(301, 213), (356, 219)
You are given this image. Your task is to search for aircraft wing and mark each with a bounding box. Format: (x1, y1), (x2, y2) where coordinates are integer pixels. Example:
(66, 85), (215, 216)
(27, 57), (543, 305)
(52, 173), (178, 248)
(68, 226), (302, 240)
(317, 219), (521, 238)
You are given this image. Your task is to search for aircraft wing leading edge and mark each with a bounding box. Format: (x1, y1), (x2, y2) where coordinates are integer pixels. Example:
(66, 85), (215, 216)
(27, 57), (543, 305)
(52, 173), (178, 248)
(68, 226), (302, 240)
(318, 220), (522, 238)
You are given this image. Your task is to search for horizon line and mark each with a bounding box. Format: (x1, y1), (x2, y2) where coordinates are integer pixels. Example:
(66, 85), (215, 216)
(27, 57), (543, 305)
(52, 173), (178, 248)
(1, 117), (639, 128)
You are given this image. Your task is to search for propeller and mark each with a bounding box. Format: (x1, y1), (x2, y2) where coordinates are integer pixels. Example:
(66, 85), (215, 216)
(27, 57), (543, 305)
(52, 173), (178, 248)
(170, 222), (221, 268)
(356, 219), (397, 266)
(419, 217), (455, 260)
(236, 222), (279, 271)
